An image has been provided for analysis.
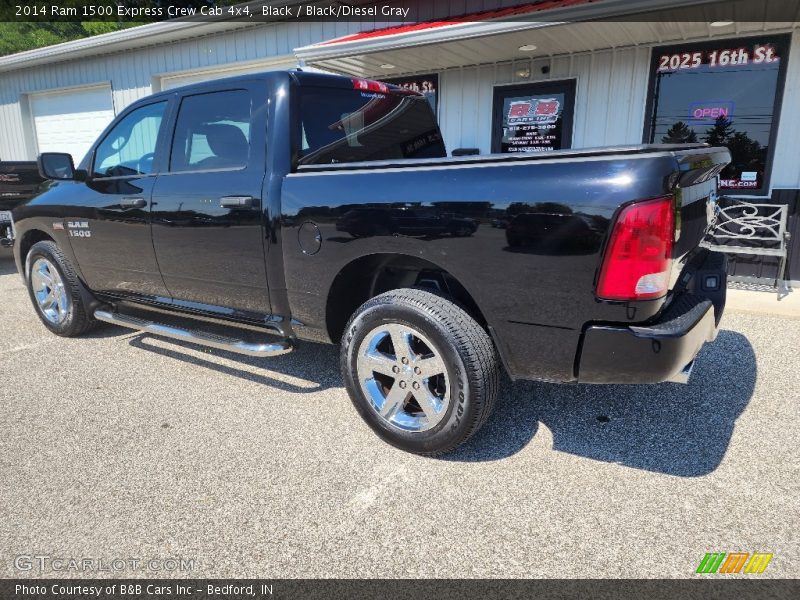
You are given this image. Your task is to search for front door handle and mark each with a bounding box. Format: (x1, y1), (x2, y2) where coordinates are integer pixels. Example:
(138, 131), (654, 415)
(220, 196), (254, 209)
(120, 197), (147, 209)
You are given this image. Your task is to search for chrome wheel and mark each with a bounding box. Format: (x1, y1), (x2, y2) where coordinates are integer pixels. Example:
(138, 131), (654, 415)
(356, 323), (450, 432)
(30, 257), (70, 324)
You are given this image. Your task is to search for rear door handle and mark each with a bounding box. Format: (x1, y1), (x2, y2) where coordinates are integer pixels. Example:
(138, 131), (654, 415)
(120, 197), (147, 209)
(220, 196), (254, 209)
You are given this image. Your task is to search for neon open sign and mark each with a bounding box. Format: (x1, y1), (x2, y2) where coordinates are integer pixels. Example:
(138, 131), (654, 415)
(688, 101), (735, 124)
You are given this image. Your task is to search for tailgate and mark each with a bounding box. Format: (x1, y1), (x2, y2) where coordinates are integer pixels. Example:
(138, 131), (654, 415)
(669, 146), (731, 261)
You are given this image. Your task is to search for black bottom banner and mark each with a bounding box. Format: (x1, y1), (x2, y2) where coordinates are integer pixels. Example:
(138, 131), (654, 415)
(1, 579), (798, 600)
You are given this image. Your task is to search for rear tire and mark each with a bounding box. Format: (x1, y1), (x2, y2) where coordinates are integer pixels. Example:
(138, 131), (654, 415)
(25, 240), (97, 337)
(341, 288), (499, 455)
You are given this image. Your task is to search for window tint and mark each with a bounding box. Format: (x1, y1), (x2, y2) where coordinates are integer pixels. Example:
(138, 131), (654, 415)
(298, 87), (446, 165)
(169, 90), (251, 172)
(93, 102), (166, 178)
(646, 35), (789, 194)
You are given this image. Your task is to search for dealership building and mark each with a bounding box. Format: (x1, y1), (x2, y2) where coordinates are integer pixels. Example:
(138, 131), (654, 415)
(0, 0), (798, 281)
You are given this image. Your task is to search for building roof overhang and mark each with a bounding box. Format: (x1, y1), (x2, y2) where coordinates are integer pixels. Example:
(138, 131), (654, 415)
(294, 0), (724, 64)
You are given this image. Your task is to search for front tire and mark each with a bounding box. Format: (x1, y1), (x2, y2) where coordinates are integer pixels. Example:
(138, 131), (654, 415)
(341, 288), (499, 455)
(25, 240), (96, 337)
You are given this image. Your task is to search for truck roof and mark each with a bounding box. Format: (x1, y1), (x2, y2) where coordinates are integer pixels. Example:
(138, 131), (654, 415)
(147, 68), (412, 99)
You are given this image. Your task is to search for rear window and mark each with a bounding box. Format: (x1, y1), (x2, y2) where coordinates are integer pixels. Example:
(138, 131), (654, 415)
(298, 87), (446, 165)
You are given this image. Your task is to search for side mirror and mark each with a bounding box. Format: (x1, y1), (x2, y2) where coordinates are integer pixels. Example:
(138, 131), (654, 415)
(37, 152), (85, 181)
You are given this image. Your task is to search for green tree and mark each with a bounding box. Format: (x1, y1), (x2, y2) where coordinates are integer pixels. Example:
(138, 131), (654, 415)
(662, 121), (698, 144)
(0, 1), (243, 56)
(704, 116), (735, 147)
(701, 116), (767, 183)
(0, 22), (136, 56)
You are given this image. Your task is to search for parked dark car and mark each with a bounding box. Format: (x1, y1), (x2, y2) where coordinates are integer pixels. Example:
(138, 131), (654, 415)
(11, 70), (730, 454)
(337, 207), (478, 238)
(0, 160), (44, 246)
(505, 212), (603, 253)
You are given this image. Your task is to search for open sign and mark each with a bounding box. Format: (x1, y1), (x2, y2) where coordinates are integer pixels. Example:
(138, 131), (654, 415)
(688, 101), (735, 124)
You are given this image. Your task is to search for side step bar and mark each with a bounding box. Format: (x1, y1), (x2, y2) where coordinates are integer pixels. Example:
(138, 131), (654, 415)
(94, 309), (293, 358)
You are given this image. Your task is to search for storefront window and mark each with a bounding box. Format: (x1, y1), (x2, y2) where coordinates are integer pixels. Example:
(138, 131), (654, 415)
(645, 35), (790, 195)
(492, 80), (576, 154)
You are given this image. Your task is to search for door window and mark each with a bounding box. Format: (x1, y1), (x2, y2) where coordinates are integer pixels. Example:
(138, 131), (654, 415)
(93, 102), (166, 178)
(169, 90), (252, 172)
(492, 80), (576, 154)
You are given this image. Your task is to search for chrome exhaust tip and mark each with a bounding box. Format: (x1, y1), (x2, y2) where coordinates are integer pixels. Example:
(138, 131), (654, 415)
(668, 360), (695, 384)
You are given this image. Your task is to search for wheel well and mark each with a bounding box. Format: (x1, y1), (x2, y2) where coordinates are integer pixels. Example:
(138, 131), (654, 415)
(325, 253), (487, 343)
(19, 229), (54, 267)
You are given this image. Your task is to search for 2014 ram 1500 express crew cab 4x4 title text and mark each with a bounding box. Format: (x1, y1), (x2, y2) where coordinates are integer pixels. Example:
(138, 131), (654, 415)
(11, 71), (730, 454)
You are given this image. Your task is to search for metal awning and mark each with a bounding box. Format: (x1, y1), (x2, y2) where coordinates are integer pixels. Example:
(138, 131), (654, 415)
(293, 0), (779, 77)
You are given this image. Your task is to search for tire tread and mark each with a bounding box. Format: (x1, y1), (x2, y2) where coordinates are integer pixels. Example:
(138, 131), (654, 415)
(27, 240), (96, 337)
(343, 288), (499, 455)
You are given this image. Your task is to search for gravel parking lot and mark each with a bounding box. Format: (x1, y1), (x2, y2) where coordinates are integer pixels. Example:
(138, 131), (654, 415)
(1, 247), (798, 579)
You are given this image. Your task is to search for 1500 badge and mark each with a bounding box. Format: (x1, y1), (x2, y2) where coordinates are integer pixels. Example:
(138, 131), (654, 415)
(66, 221), (91, 238)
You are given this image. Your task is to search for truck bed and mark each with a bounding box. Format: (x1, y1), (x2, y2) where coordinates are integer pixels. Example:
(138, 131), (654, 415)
(283, 143), (729, 381)
(297, 143), (712, 172)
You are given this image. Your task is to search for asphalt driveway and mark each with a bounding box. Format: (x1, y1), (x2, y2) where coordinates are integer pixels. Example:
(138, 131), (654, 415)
(0, 248), (798, 578)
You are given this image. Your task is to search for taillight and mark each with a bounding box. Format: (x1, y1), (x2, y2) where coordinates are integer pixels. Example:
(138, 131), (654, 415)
(352, 78), (390, 93)
(352, 78), (422, 96)
(596, 195), (674, 301)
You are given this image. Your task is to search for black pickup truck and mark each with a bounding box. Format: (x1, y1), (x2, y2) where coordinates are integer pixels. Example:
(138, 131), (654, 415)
(0, 161), (44, 247)
(11, 70), (730, 454)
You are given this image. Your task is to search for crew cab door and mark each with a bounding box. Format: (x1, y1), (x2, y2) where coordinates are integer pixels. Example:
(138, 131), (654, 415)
(150, 83), (270, 316)
(70, 99), (172, 298)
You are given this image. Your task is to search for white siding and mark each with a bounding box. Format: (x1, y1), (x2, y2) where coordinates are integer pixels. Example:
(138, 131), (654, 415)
(0, 21), (363, 160)
(437, 45), (654, 154)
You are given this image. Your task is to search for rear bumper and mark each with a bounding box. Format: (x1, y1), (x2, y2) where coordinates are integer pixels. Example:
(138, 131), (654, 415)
(577, 295), (718, 384)
(576, 251), (727, 384)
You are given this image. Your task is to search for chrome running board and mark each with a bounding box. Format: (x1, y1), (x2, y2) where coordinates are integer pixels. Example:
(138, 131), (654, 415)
(94, 309), (293, 358)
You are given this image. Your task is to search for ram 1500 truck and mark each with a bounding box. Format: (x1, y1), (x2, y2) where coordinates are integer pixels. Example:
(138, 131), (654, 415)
(11, 70), (730, 454)
(0, 161), (44, 247)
